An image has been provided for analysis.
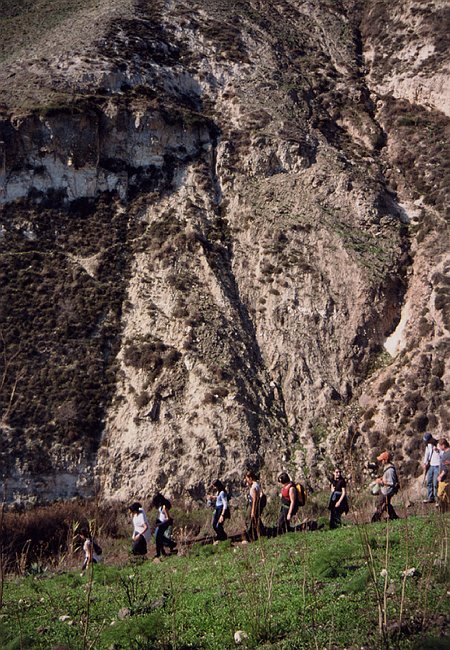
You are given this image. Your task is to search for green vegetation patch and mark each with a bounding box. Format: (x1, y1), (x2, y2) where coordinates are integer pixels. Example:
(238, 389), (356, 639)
(0, 196), (131, 475)
(1, 515), (448, 649)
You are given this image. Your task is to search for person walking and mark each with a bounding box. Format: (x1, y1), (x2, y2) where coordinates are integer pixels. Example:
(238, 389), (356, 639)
(277, 472), (298, 534)
(79, 528), (102, 573)
(244, 470), (265, 541)
(209, 479), (230, 542)
(371, 451), (400, 522)
(129, 502), (151, 556)
(152, 493), (177, 558)
(422, 433), (440, 503)
(437, 438), (450, 513)
(328, 467), (349, 529)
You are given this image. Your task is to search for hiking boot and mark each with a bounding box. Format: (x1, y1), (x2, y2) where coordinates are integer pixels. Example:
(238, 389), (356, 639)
(423, 499), (435, 503)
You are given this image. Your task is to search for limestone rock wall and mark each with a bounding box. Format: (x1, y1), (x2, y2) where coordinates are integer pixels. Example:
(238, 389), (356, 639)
(0, 0), (448, 503)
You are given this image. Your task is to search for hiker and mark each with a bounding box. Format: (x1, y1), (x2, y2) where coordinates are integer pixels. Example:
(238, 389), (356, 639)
(152, 493), (177, 557)
(208, 479), (230, 542)
(371, 451), (400, 522)
(277, 472), (298, 534)
(244, 470), (265, 541)
(129, 502), (151, 556)
(79, 528), (102, 572)
(437, 438), (450, 513)
(422, 432), (440, 503)
(328, 467), (349, 529)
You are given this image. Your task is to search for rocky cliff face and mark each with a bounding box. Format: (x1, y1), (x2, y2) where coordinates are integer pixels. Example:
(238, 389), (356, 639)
(0, 0), (448, 504)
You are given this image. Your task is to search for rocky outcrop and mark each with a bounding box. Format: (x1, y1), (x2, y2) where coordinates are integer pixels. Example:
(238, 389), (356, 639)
(0, 0), (448, 504)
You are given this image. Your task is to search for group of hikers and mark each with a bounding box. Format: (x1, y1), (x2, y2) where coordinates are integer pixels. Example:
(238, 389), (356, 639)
(79, 434), (450, 570)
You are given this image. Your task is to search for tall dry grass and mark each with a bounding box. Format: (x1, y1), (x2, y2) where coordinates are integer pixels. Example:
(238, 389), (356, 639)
(0, 499), (129, 573)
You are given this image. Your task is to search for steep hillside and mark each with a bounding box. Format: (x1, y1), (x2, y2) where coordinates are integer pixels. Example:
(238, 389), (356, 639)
(0, 0), (448, 503)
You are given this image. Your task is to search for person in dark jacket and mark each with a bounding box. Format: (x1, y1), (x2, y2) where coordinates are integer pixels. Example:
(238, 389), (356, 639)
(328, 468), (349, 529)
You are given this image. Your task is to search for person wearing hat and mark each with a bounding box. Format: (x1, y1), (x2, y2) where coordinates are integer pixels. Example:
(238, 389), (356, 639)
(371, 451), (400, 522)
(422, 433), (440, 503)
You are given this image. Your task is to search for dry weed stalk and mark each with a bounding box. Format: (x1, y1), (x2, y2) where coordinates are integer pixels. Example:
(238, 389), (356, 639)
(81, 518), (104, 650)
(0, 486), (6, 608)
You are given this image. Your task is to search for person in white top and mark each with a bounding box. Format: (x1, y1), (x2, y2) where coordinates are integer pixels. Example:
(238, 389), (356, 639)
(244, 470), (265, 541)
(422, 432), (440, 503)
(79, 529), (102, 572)
(207, 479), (229, 542)
(151, 493), (177, 558)
(129, 502), (151, 555)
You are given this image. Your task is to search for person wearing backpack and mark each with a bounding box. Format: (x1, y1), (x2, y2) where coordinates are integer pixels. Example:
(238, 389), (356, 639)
(277, 472), (298, 534)
(371, 451), (400, 522)
(152, 493), (177, 558)
(328, 467), (349, 529)
(208, 479), (230, 542)
(79, 528), (103, 573)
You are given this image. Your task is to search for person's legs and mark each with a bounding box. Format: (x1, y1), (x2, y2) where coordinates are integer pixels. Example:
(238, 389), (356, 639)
(245, 503), (264, 541)
(431, 466), (439, 502)
(154, 525), (166, 557)
(246, 519), (256, 542)
(213, 509), (227, 541)
(132, 534), (147, 556)
(426, 467), (436, 502)
(155, 521), (176, 554)
(213, 508), (227, 542)
(330, 506), (341, 529)
(371, 495), (387, 522)
(277, 508), (289, 535)
(386, 495), (399, 520)
(246, 516), (262, 541)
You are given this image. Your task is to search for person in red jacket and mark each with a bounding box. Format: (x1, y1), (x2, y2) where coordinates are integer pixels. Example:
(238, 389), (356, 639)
(277, 472), (298, 534)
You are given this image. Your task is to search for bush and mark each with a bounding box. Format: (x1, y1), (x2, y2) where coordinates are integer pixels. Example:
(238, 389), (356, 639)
(342, 569), (370, 594)
(1, 500), (128, 572)
(311, 542), (356, 579)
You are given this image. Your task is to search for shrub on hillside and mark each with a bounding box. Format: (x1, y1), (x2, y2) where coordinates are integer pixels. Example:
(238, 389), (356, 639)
(1, 500), (127, 572)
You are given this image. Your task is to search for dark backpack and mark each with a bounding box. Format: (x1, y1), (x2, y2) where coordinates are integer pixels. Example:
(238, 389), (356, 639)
(93, 540), (102, 555)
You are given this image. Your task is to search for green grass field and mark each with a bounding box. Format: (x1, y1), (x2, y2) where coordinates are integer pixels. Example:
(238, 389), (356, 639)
(1, 514), (448, 649)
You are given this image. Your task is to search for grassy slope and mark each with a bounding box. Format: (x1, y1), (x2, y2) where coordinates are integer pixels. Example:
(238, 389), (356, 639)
(1, 515), (448, 649)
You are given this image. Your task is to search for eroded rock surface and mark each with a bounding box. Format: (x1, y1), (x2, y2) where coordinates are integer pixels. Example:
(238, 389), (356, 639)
(0, 0), (448, 503)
